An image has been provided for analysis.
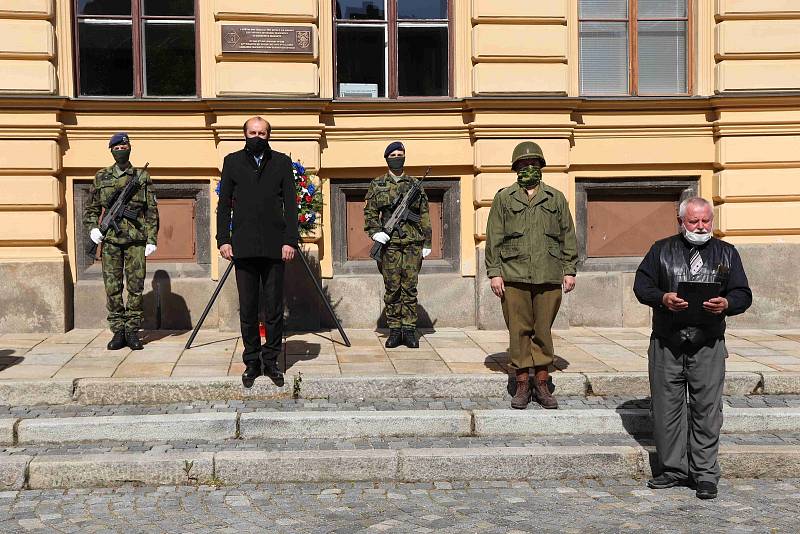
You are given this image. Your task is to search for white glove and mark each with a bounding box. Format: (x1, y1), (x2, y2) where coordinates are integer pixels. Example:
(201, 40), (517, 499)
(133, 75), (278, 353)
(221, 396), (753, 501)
(372, 232), (390, 245)
(145, 244), (157, 257)
(422, 248), (432, 259)
(89, 228), (104, 245)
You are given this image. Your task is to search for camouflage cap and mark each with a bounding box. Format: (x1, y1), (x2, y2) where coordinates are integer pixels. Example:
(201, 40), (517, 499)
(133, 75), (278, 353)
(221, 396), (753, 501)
(108, 132), (130, 148)
(511, 141), (546, 169)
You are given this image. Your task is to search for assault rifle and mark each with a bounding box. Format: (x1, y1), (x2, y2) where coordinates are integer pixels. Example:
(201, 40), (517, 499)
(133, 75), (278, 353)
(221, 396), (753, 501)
(85, 162), (149, 258)
(369, 167), (431, 261)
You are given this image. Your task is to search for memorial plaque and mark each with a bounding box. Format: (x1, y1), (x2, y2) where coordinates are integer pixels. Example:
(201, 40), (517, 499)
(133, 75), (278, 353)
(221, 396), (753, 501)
(221, 25), (314, 54)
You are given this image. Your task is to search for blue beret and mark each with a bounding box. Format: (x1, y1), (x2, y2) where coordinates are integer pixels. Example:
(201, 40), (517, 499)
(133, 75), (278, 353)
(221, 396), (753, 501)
(108, 132), (130, 148)
(384, 141), (405, 158)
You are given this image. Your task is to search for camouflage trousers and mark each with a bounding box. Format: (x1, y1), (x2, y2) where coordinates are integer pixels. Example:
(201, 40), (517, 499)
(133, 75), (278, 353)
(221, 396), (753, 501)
(101, 242), (146, 333)
(378, 242), (423, 329)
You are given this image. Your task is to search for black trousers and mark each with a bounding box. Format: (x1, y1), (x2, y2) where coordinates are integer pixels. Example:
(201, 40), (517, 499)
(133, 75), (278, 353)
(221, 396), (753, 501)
(234, 257), (285, 364)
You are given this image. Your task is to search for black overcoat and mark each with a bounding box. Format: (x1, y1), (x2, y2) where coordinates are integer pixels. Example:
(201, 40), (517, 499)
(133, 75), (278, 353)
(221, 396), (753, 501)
(216, 146), (300, 259)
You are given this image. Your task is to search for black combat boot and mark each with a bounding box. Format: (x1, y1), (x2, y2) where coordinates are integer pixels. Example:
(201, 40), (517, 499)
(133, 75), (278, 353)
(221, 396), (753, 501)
(107, 330), (127, 350)
(262, 359), (285, 387)
(385, 329), (403, 348)
(241, 360), (261, 389)
(402, 328), (419, 348)
(125, 329), (144, 350)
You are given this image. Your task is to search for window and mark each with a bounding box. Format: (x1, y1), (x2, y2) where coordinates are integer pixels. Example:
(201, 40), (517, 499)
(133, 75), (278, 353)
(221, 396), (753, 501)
(334, 0), (450, 98)
(331, 179), (460, 274)
(579, 0), (690, 95)
(575, 178), (697, 271)
(75, 0), (197, 97)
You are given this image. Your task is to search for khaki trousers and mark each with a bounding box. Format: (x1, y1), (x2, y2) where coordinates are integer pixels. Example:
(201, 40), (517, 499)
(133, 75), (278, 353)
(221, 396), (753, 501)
(501, 282), (562, 369)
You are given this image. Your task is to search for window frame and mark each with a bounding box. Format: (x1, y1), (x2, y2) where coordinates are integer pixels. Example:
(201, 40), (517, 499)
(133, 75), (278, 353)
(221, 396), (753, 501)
(332, 0), (455, 99)
(574, 177), (698, 272)
(73, 0), (200, 98)
(330, 178), (461, 274)
(578, 0), (694, 97)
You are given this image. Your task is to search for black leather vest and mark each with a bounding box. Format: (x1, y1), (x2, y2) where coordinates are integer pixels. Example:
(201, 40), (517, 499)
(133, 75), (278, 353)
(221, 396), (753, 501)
(653, 235), (735, 345)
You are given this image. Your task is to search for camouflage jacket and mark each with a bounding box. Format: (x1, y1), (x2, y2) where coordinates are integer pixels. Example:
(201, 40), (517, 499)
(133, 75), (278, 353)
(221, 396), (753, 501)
(83, 163), (159, 246)
(485, 182), (577, 285)
(363, 173), (432, 247)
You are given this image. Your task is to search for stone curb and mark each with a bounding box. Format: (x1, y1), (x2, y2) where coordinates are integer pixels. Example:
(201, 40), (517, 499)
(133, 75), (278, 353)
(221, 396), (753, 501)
(240, 410), (472, 440)
(16, 413), (238, 445)
(761, 373), (800, 395)
(0, 371), (792, 406)
(0, 380), (73, 406)
(0, 418), (15, 445)
(27, 452), (215, 489)
(474, 408), (800, 437)
(5, 407), (800, 445)
(5, 445), (797, 488)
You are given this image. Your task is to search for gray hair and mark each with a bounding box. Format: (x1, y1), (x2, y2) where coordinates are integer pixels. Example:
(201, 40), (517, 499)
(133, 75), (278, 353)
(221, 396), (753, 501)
(678, 197), (713, 219)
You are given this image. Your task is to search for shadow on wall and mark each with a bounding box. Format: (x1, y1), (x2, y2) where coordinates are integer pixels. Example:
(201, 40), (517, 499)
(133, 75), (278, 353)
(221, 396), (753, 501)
(285, 249), (345, 332)
(142, 269), (192, 331)
(377, 305), (436, 330)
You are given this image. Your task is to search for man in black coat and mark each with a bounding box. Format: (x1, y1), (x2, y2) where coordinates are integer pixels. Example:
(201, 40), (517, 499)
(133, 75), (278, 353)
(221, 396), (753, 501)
(216, 116), (299, 388)
(634, 196), (751, 500)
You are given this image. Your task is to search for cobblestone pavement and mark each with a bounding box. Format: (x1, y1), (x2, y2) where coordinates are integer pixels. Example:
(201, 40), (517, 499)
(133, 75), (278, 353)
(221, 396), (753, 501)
(0, 478), (797, 533)
(1, 395), (798, 419)
(2, 326), (800, 380)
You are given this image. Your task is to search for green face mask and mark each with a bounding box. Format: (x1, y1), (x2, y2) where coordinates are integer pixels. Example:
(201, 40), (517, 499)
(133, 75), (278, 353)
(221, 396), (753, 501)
(112, 149), (131, 165)
(516, 165), (542, 188)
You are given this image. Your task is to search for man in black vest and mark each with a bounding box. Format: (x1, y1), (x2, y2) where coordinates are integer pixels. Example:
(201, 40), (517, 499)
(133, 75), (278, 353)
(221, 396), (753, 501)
(217, 116), (299, 388)
(634, 197), (751, 500)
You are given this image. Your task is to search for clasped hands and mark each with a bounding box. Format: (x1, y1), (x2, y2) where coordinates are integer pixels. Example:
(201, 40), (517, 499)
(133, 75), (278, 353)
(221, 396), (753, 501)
(662, 292), (728, 315)
(372, 232), (431, 258)
(219, 244), (296, 262)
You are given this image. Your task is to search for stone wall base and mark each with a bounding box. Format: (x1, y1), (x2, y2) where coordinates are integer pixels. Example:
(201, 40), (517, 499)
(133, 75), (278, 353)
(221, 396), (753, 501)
(0, 257), (71, 333)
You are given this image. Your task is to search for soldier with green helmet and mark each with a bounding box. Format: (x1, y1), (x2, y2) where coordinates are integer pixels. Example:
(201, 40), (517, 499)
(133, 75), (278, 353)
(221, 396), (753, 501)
(364, 141), (432, 349)
(485, 141), (577, 409)
(83, 133), (159, 350)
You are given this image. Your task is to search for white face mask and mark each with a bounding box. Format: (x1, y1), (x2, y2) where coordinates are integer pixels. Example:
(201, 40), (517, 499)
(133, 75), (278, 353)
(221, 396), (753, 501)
(682, 225), (712, 245)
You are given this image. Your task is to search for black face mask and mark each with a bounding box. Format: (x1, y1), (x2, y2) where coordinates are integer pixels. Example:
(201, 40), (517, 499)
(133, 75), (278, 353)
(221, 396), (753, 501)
(386, 156), (405, 173)
(245, 136), (268, 154)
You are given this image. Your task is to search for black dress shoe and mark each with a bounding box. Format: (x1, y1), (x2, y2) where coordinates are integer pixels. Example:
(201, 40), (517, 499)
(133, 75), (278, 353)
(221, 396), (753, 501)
(107, 331), (127, 351)
(242, 360), (262, 389)
(696, 481), (718, 500)
(262, 359), (285, 387)
(125, 329), (144, 350)
(402, 328), (419, 348)
(385, 329), (403, 348)
(647, 474), (688, 489)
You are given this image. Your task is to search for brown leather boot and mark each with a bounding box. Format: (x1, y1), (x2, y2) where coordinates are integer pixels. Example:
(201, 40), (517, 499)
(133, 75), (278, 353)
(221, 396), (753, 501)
(510, 369), (531, 409)
(532, 367), (558, 409)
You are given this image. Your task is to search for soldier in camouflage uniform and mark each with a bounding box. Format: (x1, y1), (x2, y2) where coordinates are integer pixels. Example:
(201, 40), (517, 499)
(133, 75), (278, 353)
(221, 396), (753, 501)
(83, 133), (159, 350)
(364, 142), (432, 348)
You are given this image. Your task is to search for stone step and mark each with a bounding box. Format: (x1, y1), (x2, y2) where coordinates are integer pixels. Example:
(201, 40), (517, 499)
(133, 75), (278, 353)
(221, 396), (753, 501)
(8, 407), (800, 445)
(2, 372), (799, 405)
(2, 444), (798, 490)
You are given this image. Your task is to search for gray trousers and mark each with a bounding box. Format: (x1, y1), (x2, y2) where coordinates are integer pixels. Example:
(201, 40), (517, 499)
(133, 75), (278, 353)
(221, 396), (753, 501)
(648, 335), (726, 484)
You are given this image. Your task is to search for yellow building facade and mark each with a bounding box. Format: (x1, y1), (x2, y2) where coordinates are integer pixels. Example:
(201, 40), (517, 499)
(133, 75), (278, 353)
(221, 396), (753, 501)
(0, 0), (798, 333)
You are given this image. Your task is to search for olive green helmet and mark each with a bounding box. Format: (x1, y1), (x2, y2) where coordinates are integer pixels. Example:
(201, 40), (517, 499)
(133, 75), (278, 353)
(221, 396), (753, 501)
(511, 141), (546, 170)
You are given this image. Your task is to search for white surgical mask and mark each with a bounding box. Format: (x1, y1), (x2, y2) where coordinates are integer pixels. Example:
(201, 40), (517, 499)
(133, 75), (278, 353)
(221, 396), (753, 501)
(682, 226), (712, 245)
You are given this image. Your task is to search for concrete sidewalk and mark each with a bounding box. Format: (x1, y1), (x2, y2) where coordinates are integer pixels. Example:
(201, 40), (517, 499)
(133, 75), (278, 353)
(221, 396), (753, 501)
(1, 327), (800, 381)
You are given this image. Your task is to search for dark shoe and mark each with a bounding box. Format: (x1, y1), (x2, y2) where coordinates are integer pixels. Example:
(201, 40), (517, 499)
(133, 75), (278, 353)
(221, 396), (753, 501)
(385, 329), (403, 348)
(531, 368), (558, 409)
(511, 369), (531, 409)
(107, 331), (127, 351)
(241, 360), (262, 389)
(647, 474), (688, 489)
(696, 481), (718, 500)
(125, 329), (143, 350)
(263, 359), (285, 387)
(402, 329), (419, 349)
